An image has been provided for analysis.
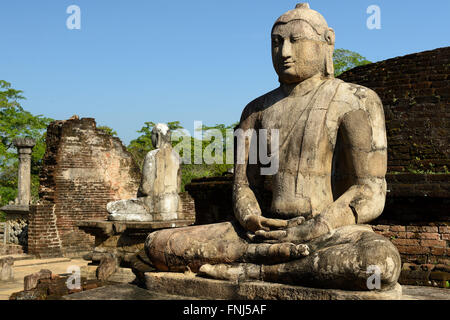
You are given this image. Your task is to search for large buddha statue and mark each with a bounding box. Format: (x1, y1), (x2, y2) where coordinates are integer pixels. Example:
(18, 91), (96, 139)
(142, 3), (401, 291)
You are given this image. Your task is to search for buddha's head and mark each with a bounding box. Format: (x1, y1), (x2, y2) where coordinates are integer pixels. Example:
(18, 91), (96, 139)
(271, 3), (335, 84)
(151, 123), (171, 149)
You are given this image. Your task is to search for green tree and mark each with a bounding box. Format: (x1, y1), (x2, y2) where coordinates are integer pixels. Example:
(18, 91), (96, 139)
(127, 121), (238, 191)
(127, 121), (183, 168)
(333, 49), (371, 77)
(97, 125), (118, 137)
(0, 81), (53, 219)
(175, 122), (238, 190)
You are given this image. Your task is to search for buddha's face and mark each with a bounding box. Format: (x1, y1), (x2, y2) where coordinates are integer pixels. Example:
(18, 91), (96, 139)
(151, 131), (158, 149)
(272, 20), (328, 84)
(151, 126), (171, 149)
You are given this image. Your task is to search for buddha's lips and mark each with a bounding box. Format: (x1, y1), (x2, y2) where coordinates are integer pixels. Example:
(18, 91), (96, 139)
(282, 61), (295, 68)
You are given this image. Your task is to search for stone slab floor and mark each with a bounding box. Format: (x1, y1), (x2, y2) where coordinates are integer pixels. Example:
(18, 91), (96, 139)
(0, 256), (88, 300)
(1, 257), (448, 300)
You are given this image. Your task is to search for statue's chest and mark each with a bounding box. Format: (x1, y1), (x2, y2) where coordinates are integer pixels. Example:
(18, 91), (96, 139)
(259, 97), (311, 157)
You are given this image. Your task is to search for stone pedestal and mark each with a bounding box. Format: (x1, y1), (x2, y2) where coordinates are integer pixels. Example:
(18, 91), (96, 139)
(0, 138), (34, 248)
(144, 272), (403, 300)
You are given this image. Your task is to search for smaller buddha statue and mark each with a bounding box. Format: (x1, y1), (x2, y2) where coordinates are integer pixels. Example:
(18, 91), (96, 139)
(107, 123), (182, 222)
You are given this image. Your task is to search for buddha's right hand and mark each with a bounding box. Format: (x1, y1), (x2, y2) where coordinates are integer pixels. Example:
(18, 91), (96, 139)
(287, 216), (306, 228)
(244, 215), (288, 233)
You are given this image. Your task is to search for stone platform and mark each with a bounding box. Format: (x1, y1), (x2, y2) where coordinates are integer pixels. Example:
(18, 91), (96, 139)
(144, 272), (403, 300)
(0, 204), (29, 216)
(78, 219), (194, 237)
(77, 219), (194, 266)
(63, 283), (188, 300)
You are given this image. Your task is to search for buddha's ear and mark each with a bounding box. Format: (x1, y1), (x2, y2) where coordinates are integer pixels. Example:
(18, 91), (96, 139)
(324, 28), (335, 45)
(324, 28), (335, 77)
(325, 48), (334, 77)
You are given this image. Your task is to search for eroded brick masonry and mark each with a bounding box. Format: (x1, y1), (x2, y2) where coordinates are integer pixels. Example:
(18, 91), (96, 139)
(28, 118), (141, 258)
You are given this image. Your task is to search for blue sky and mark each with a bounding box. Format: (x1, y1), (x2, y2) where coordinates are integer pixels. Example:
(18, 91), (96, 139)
(1, 0), (449, 144)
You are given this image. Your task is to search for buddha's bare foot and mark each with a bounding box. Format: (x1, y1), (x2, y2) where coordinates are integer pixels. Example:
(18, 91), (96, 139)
(199, 263), (261, 282)
(244, 242), (309, 264)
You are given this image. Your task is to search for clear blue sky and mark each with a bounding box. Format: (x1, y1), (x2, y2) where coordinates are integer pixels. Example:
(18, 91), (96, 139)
(1, 0), (449, 144)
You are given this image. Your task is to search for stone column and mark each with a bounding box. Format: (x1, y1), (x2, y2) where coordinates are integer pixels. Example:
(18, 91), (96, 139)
(13, 137), (36, 205)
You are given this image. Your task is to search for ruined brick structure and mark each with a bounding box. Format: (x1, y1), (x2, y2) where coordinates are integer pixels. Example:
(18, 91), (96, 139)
(28, 118), (141, 258)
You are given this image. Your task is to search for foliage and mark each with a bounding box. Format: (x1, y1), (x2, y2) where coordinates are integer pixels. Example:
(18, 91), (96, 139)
(333, 49), (371, 77)
(97, 125), (118, 137)
(127, 121), (238, 191)
(0, 81), (53, 217)
(127, 121), (183, 168)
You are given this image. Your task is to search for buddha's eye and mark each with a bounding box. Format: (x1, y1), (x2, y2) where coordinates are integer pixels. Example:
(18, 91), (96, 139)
(272, 37), (282, 47)
(291, 36), (301, 43)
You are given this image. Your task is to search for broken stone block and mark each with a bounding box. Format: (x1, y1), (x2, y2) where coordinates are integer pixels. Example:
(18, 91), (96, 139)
(24, 269), (52, 291)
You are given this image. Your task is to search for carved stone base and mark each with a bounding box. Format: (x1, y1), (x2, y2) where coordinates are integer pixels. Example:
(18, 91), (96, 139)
(144, 272), (403, 300)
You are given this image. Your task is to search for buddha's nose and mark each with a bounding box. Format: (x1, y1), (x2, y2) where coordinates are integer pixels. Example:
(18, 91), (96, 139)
(281, 40), (292, 60)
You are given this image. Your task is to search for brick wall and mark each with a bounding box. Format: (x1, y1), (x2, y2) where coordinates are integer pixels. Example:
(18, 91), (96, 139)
(179, 192), (195, 221)
(372, 225), (449, 287)
(29, 117), (141, 258)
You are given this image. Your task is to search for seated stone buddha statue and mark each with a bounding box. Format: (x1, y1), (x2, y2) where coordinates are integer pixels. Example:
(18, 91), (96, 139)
(142, 3), (401, 291)
(107, 123), (182, 222)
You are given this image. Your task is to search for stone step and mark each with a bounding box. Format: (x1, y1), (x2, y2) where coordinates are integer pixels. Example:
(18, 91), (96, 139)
(144, 272), (404, 300)
(14, 257), (71, 267)
(63, 283), (189, 300)
(0, 254), (35, 262)
(81, 265), (137, 284)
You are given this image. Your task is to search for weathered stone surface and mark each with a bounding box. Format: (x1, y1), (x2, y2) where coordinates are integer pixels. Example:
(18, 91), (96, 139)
(145, 272), (402, 300)
(144, 3), (401, 291)
(24, 269), (52, 291)
(13, 137), (36, 206)
(0, 243), (25, 256)
(11, 273), (105, 300)
(401, 285), (450, 300)
(108, 123), (181, 222)
(82, 265), (137, 284)
(0, 257), (14, 281)
(96, 254), (117, 281)
(107, 199), (152, 221)
(63, 283), (187, 300)
(77, 219), (194, 267)
(9, 287), (48, 300)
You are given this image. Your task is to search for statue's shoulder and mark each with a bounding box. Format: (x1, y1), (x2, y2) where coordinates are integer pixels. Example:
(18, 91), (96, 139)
(240, 88), (281, 122)
(144, 149), (159, 162)
(331, 79), (383, 113)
